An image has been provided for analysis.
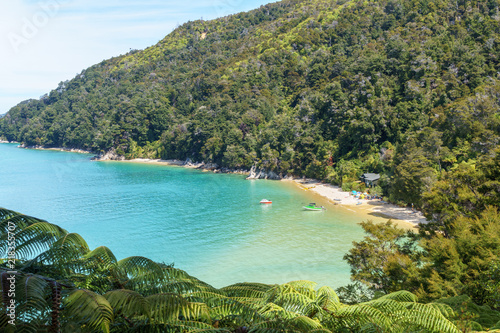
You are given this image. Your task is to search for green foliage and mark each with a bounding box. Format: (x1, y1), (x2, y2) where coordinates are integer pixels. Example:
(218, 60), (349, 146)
(345, 207), (500, 330)
(2, 0), (500, 329)
(483, 260), (500, 310)
(435, 295), (500, 331)
(422, 147), (500, 235)
(344, 220), (423, 294)
(421, 206), (500, 305)
(0, 207), (461, 332)
(0, 0), (499, 208)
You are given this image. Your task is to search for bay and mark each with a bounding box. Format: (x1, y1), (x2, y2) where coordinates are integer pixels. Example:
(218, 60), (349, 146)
(0, 143), (370, 288)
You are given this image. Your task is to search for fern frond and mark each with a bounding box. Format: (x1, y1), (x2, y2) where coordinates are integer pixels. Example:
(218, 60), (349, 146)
(427, 302), (456, 318)
(146, 293), (209, 323)
(377, 290), (418, 303)
(287, 280), (318, 291)
(289, 315), (323, 330)
(0, 208), (18, 222)
(398, 302), (460, 333)
(220, 282), (272, 299)
(365, 298), (410, 315)
(9, 274), (51, 332)
(5, 221), (67, 259)
(317, 286), (340, 304)
(104, 289), (149, 319)
(165, 319), (215, 330)
(251, 315), (322, 332)
(63, 289), (113, 333)
(116, 257), (201, 294)
(259, 302), (297, 320)
(84, 246), (118, 265)
(21, 233), (89, 274)
(333, 304), (391, 332)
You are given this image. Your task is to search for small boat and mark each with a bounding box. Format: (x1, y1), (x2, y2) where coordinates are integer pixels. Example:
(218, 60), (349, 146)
(260, 199), (272, 204)
(303, 203), (325, 211)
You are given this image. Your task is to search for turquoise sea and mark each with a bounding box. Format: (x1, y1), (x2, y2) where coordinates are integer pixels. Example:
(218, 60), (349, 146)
(0, 143), (371, 288)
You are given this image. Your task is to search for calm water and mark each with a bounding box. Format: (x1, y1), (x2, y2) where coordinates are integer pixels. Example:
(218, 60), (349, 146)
(0, 143), (370, 288)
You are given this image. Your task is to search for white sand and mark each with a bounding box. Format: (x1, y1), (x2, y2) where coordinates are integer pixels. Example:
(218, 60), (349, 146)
(290, 178), (428, 227)
(125, 158), (185, 166)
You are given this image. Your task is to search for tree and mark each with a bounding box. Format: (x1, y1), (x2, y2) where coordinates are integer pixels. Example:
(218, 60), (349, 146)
(390, 137), (437, 206)
(421, 206), (500, 304)
(422, 147), (500, 235)
(343, 220), (423, 295)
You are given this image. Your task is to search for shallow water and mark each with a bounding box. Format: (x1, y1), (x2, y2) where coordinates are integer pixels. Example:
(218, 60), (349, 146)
(0, 143), (375, 288)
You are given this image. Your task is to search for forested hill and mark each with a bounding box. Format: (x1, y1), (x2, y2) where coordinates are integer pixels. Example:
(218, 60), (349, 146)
(1, 0), (500, 206)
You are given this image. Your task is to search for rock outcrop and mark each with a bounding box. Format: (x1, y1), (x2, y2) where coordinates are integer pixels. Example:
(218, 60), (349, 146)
(183, 158), (219, 170)
(246, 165), (281, 180)
(91, 149), (125, 161)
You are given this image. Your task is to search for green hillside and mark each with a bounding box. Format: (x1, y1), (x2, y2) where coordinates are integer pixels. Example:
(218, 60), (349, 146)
(1, 0), (499, 206)
(1, 1), (500, 329)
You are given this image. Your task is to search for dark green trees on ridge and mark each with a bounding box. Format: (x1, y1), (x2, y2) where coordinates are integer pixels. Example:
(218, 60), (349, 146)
(0, 0), (499, 204)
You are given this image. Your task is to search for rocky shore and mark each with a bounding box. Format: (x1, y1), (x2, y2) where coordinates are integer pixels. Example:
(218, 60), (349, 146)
(91, 151), (284, 179)
(18, 144), (92, 154)
(245, 165), (282, 180)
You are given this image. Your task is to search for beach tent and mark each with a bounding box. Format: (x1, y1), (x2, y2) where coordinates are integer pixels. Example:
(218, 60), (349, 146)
(352, 190), (357, 195)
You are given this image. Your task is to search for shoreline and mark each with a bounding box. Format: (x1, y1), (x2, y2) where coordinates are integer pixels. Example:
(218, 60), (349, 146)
(101, 156), (428, 228)
(15, 144), (92, 154)
(100, 157), (252, 175)
(13, 145), (428, 227)
(288, 178), (427, 228)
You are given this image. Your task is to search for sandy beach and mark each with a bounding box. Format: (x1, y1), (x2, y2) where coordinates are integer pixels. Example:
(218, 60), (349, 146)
(120, 158), (186, 166)
(290, 178), (428, 228)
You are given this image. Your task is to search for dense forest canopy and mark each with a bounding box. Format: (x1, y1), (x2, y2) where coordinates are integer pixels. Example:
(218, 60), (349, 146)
(1, 0), (499, 207)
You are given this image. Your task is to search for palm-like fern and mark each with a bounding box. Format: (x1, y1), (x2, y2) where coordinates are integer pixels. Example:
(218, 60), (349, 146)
(0, 208), (210, 332)
(0, 208), (461, 332)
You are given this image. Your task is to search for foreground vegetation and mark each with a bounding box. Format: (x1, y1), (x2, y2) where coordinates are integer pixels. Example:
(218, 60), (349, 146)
(0, 207), (466, 332)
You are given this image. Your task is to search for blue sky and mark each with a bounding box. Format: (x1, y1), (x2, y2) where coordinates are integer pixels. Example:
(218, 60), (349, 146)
(0, 0), (276, 114)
